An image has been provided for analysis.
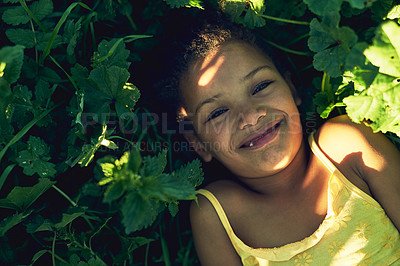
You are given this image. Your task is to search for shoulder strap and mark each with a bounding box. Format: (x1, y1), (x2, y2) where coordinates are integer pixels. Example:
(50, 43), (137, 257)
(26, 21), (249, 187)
(308, 131), (337, 174)
(196, 189), (237, 241)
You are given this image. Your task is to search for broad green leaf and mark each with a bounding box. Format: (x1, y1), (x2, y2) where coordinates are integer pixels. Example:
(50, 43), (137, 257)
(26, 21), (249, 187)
(121, 191), (159, 234)
(308, 17), (358, 77)
(0, 178), (55, 211)
(26, 215), (53, 233)
(84, 66), (140, 118)
(303, 0), (342, 16)
(158, 174), (196, 200)
(92, 38), (132, 69)
(54, 208), (86, 229)
(344, 74), (400, 136)
(0, 212), (25, 237)
(219, 0), (266, 28)
(344, 0), (376, 9)
(0, 45), (24, 84)
(29, 0), (53, 21)
(364, 21), (400, 77)
(173, 158), (204, 187)
(93, 38), (130, 68)
(31, 250), (48, 265)
(2, 0), (52, 25)
(15, 136), (56, 177)
(1, 6), (30, 25)
(5, 29), (62, 51)
(140, 149), (167, 177)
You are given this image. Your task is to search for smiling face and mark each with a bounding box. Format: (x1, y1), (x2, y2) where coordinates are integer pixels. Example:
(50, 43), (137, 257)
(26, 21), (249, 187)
(180, 41), (303, 178)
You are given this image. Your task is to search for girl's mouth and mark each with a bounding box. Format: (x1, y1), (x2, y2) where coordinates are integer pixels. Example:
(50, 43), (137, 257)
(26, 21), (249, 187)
(240, 120), (282, 149)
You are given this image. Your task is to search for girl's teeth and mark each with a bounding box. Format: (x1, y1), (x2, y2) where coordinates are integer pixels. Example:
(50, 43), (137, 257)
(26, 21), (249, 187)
(249, 141), (254, 147)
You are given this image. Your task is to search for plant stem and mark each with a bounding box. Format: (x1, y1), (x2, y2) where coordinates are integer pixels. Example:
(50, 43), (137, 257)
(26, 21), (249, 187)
(52, 185), (78, 207)
(52, 231), (56, 266)
(258, 14), (310, 25)
(108, 135), (135, 146)
(144, 242), (150, 266)
(261, 38), (310, 56)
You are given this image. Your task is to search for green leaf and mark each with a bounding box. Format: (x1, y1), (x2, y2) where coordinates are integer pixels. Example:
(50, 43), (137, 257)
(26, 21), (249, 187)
(92, 38), (131, 69)
(364, 21), (400, 77)
(39, 2), (92, 64)
(303, 0), (342, 16)
(0, 45), (24, 84)
(219, 0), (266, 28)
(344, 74), (400, 136)
(158, 174), (196, 200)
(386, 4), (400, 19)
(63, 19), (82, 57)
(72, 125), (110, 167)
(168, 202), (179, 217)
(121, 192), (159, 234)
(0, 212), (25, 237)
(29, 0), (53, 21)
(173, 158), (204, 187)
(1, 5), (30, 25)
(15, 136), (57, 177)
(83, 65), (140, 118)
(26, 215), (53, 233)
(162, 0), (203, 8)
(140, 149), (167, 177)
(344, 0), (376, 9)
(308, 16), (358, 77)
(54, 208), (86, 230)
(0, 178), (55, 211)
(5, 29), (35, 48)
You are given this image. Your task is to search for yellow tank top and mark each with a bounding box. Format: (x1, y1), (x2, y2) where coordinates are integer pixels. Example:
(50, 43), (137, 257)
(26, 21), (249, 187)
(197, 132), (400, 265)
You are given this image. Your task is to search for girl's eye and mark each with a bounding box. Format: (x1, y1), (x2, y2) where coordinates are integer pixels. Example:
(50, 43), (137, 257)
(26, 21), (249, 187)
(252, 81), (273, 95)
(207, 108), (228, 122)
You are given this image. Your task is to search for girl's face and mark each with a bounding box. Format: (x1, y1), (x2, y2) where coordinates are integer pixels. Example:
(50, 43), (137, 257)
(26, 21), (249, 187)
(180, 41), (303, 178)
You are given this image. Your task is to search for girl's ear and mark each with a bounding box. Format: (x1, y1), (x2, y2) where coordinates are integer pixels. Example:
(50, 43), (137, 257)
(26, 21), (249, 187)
(284, 71), (302, 106)
(183, 132), (213, 162)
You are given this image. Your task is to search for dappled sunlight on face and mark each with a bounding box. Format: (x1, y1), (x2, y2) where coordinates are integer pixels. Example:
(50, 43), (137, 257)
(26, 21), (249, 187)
(198, 55), (225, 87)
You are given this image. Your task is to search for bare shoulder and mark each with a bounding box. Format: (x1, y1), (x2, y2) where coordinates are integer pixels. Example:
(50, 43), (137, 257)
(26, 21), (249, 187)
(190, 179), (242, 265)
(316, 115), (400, 229)
(315, 114), (399, 176)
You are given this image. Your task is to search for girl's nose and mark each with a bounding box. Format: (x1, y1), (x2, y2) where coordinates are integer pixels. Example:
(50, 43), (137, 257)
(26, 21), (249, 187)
(237, 107), (266, 130)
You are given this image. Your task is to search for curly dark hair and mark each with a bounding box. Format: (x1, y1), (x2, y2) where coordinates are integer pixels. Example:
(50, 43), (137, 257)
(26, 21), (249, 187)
(156, 11), (287, 118)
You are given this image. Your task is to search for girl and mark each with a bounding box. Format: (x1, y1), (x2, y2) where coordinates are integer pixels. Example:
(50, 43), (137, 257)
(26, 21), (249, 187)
(161, 14), (400, 265)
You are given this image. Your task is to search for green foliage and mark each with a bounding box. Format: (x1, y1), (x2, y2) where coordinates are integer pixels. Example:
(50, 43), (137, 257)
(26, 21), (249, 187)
(16, 136), (57, 177)
(1, 0), (400, 265)
(308, 13), (358, 77)
(163, 0), (204, 8)
(343, 21), (400, 136)
(98, 148), (202, 233)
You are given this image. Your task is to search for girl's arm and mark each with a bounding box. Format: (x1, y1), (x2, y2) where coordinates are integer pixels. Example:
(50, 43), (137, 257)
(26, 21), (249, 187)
(317, 115), (400, 230)
(190, 195), (242, 265)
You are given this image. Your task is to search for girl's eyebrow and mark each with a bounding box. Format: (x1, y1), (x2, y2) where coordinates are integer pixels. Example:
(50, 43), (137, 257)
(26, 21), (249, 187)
(195, 93), (222, 114)
(242, 65), (272, 81)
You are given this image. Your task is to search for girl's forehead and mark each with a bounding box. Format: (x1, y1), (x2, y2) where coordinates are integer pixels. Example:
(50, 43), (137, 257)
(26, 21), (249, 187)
(183, 41), (276, 89)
